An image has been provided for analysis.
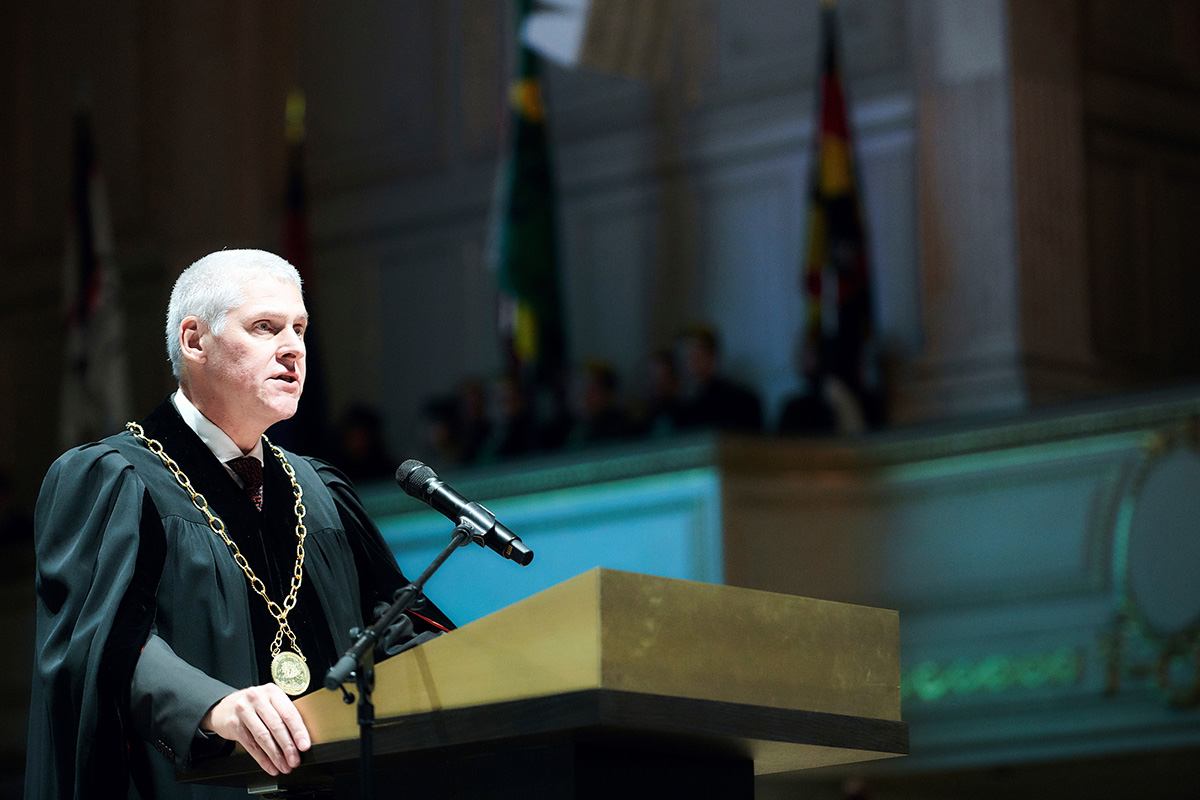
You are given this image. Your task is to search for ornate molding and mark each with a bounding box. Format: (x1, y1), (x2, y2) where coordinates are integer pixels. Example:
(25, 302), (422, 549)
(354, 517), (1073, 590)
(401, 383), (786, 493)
(1104, 418), (1200, 709)
(902, 647), (1084, 702)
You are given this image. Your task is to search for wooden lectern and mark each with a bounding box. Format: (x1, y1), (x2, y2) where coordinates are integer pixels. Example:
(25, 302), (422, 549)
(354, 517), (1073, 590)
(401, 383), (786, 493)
(184, 568), (907, 798)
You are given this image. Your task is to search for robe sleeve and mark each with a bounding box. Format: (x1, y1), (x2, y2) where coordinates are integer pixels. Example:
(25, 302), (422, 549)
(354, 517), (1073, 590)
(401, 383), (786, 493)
(25, 442), (164, 800)
(304, 458), (455, 635)
(128, 633), (237, 767)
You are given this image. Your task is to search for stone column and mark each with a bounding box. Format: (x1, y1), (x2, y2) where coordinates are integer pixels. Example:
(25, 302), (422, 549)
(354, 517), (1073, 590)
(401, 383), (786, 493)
(1008, 0), (1102, 403)
(895, 0), (1027, 422)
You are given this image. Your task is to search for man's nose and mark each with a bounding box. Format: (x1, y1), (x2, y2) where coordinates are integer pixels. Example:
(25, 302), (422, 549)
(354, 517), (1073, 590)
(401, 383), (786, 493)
(279, 328), (306, 359)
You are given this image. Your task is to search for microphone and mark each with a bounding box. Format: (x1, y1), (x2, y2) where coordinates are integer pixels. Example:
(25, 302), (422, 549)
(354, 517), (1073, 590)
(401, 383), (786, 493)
(395, 460), (534, 566)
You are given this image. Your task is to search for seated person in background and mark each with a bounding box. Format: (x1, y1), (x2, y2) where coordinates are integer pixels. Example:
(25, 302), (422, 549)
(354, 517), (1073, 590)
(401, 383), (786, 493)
(418, 394), (465, 466)
(455, 377), (492, 465)
(567, 359), (633, 447)
(535, 369), (576, 452)
(777, 341), (838, 435)
(629, 348), (684, 438)
(333, 401), (399, 483)
(676, 324), (764, 433)
(26, 249), (451, 800)
(477, 373), (539, 462)
(0, 467), (34, 548)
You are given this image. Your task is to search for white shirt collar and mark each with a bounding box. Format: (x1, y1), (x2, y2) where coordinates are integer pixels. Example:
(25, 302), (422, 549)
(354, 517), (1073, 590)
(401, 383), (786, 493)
(172, 390), (264, 466)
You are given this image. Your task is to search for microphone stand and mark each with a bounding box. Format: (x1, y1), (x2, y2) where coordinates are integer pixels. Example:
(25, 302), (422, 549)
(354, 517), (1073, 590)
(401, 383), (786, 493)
(324, 520), (477, 800)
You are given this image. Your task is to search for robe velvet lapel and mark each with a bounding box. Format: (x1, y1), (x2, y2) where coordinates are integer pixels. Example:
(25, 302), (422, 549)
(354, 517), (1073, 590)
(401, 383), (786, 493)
(140, 400), (295, 589)
(141, 400), (263, 545)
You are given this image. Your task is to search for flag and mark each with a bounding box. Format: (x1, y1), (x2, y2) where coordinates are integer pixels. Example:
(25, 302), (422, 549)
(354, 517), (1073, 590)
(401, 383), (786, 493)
(801, 0), (881, 427)
(268, 89), (335, 459)
(282, 90), (314, 283)
(59, 105), (131, 449)
(521, 0), (716, 94)
(492, 0), (567, 383)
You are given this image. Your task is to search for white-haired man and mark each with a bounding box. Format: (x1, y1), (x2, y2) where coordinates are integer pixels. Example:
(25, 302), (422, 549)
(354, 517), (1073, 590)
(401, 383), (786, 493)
(26, 250), (450, 799)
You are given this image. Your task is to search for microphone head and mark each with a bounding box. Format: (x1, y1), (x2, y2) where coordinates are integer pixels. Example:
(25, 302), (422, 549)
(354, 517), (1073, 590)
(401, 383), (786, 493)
(395, 460), (437, 496)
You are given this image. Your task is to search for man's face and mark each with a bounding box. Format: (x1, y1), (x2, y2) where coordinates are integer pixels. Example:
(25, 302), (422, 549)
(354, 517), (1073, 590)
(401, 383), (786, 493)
(685, 339), (716, 384)
(198, 274), (308, 437)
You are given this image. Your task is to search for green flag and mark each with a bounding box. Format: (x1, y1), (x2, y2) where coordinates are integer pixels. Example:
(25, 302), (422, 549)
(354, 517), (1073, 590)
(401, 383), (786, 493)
(493, 0), (566, 382)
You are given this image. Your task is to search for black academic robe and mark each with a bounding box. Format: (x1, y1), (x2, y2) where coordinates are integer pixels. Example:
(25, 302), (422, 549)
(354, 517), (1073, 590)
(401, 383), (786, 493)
(678, 376), (764, 433)
(26, 399), (451, 800)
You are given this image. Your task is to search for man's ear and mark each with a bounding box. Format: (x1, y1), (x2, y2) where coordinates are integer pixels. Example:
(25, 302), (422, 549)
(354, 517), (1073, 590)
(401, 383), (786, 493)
(179, 316), (208, 366)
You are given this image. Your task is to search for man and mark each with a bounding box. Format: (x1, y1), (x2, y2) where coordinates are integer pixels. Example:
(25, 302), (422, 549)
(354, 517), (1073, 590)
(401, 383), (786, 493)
(566, 359), (632, 447)
(26, 250), (450, 799)
(676, 324), (764, 434)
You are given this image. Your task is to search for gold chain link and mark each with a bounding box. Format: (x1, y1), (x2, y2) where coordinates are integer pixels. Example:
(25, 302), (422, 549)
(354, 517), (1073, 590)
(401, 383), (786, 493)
(126, 422), (308, 663)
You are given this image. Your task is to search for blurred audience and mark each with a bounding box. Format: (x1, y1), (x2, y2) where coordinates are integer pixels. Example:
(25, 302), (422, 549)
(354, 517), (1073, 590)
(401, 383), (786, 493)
(409, 322), (885, 468)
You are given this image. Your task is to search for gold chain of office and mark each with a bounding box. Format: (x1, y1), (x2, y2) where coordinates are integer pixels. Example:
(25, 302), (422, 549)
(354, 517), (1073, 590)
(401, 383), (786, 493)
(125, 422), (312, 695)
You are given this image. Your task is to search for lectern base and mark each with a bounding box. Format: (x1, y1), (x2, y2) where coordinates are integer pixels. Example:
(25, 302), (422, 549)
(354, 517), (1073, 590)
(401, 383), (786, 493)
(332, 734), (753, 800)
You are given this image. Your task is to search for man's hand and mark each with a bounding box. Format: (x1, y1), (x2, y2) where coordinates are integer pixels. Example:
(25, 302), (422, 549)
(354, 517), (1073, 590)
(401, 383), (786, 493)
(201, 684), (311, 776)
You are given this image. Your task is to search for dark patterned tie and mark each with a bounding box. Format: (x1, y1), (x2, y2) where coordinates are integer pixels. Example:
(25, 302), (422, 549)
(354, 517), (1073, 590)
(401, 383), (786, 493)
(227, 456), (264, 510)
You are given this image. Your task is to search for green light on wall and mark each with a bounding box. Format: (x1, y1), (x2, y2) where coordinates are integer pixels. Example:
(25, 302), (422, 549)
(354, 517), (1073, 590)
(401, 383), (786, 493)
(902, 647), (1084, 702)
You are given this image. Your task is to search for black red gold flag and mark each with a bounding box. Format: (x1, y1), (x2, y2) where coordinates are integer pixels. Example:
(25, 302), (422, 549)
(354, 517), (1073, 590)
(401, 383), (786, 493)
(801, 1), (881, 426)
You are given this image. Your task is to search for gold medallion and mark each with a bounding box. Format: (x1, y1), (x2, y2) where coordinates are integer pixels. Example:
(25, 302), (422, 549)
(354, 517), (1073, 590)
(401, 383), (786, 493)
(271, 651), (311, 696)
